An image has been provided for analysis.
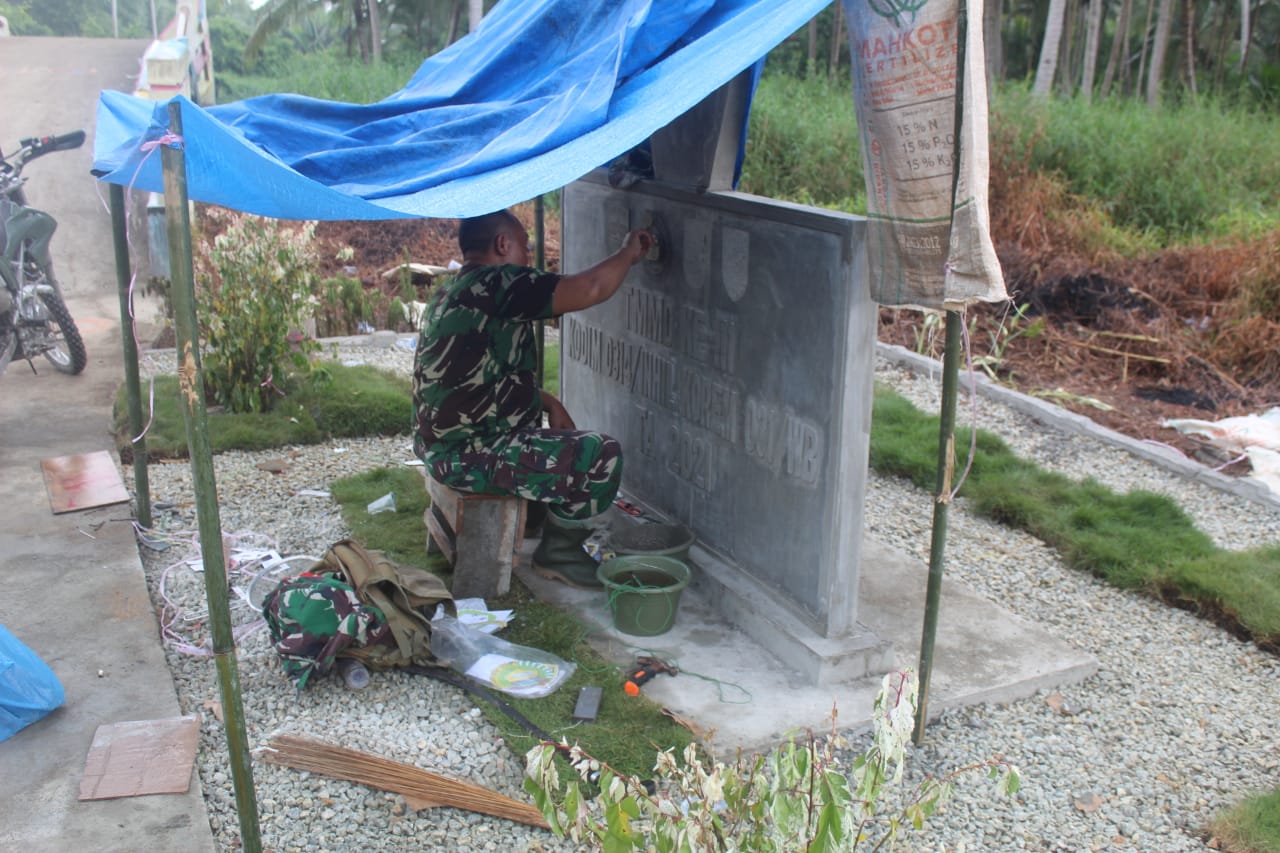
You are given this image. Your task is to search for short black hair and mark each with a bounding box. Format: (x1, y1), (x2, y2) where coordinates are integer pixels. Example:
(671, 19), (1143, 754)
(458, 210), (522, 255)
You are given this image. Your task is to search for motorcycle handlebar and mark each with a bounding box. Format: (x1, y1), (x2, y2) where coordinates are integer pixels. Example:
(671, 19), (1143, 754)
(14, 130), (87, 162)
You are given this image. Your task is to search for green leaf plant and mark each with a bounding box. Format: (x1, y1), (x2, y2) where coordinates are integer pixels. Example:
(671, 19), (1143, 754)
(524, 669), (1019, 852)
(194, 208), (319, 412)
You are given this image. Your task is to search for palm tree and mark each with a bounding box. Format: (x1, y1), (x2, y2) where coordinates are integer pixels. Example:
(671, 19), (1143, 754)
(1099, 0), (1131, 97)
(1033, 0), (1068, 95)
(247, 0), (383, 65)
(1146, 0), (1176, 105)
(1080, 0), (1105, 100)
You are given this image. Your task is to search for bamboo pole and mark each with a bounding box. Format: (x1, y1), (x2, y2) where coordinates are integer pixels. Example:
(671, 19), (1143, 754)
(160, 102), (262, 852)
(109, 183), (151, 529)
(914, 0), (969, 746)
(534, 194), (546, 388)
(914, 310), (961, 745)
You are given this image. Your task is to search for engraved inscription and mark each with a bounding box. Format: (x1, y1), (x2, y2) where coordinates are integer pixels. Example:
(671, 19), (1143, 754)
(625, 288), (673, 347)
(742, 396), (824, 487)
(666, 423), (715, 492)
(565, 316), (604, 373)
(675, 366), (739, 443)
(721, 226), (750, 302)
(676, 306), (737, 373)
(566, 317), (673, 408)
(636, 405), (658, 457)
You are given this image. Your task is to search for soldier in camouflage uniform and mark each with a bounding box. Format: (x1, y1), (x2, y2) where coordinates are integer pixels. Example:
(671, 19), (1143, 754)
(413, 210), (653, 588)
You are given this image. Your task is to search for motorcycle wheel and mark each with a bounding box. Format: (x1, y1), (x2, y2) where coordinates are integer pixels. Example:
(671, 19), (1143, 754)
(37, 289), (87, 375)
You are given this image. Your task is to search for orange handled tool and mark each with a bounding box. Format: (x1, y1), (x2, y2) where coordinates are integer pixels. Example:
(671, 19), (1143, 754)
(623, 656), (677, 696)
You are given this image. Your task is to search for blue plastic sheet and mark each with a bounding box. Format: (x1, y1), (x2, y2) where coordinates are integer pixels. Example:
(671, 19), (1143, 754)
(0, 624), (65, 743)
(93, 0), (828, 220)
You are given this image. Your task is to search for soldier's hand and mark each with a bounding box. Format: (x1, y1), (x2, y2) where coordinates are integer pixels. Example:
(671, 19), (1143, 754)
(622, 229), (655, 264)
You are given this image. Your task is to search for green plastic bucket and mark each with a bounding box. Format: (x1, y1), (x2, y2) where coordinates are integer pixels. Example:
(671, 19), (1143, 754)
(609, 523), (696, 564)
(596, 555), (691, 637)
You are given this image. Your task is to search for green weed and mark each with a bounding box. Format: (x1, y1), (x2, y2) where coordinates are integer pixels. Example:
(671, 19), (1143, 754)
(992, 86), (1280, 242)
(1211, 787), (1280, 853)
(739, 74), (866, 211)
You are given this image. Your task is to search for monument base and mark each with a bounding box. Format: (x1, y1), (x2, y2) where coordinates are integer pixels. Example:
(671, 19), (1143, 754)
(515, 513), (1098, 755)
(688, 541), (895, 687)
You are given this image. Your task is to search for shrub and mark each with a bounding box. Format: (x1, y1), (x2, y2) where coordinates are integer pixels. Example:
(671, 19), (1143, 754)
(525, 669), (1019, 852)
(194, 209), (319, 413)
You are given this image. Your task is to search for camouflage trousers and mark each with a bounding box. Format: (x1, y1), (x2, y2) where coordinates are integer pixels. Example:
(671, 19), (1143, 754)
(428, 427), (623, 521)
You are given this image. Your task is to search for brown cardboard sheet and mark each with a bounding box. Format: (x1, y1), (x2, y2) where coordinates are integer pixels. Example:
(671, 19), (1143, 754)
(78, 715), (200, 800)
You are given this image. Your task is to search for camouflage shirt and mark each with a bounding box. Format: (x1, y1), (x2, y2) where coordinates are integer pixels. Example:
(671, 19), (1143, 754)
(413, 264), (560, 458)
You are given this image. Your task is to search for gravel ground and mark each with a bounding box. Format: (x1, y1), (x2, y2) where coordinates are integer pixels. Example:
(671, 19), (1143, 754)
(131, 336), (1280, 853)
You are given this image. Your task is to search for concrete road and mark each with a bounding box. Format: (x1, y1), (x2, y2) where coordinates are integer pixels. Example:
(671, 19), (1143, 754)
(0, 37), (216, 853)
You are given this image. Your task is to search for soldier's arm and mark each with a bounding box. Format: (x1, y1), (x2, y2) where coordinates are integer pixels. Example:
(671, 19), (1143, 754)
(551, 229), (654, 315)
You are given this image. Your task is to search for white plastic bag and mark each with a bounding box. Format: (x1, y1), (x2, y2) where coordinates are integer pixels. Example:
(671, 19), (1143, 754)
(430, 616), (573, 698)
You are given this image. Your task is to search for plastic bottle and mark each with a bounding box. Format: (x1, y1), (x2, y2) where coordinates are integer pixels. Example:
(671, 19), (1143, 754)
(335, 658), (370, 690)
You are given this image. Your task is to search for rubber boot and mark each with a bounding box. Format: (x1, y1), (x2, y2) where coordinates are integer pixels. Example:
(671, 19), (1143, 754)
(532, 513), (603, 589)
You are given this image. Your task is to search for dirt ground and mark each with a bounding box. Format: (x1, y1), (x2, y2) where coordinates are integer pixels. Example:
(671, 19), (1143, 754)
(308, 193), (1279, 481)
(311, 203), (561, 304)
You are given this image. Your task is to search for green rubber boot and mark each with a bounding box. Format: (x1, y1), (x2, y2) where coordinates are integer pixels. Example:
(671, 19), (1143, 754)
(532, 513), (603, 590)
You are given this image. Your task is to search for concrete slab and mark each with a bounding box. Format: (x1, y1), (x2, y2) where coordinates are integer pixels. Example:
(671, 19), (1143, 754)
(516, 531), (1097, 756)
(0, 36), (216, 853)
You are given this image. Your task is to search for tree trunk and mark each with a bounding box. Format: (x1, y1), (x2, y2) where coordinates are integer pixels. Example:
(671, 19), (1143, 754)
(1136, 0), (1156, 98)
(1033, 0), (1068, 96)
(468, 0), (483, 32)
(984, 0), (1005, 86)
(354, 0), (371, 63)
(1099, 0), (1130, 97)
(1183, 0), (1196, 96)
(367, 0), (382, 64)
(807, 17), (818, 73)
(828, 1), (844, 77)
(1146, 0), (1176, 106)
(1081, 0), (1105, 101)
(446, 1), (462, 45)
(1239, 0), (1250, 73)
(1062, 0), (1079, 95)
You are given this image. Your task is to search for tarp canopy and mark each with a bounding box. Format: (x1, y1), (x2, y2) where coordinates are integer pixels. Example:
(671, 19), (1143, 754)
(93, 0), (828, 220)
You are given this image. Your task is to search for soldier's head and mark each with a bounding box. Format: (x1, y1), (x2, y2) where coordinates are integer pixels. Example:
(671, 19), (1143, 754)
(458, 209), (530, 267)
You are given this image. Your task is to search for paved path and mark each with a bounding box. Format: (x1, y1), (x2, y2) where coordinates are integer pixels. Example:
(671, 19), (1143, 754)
(0, 36), (215, 853)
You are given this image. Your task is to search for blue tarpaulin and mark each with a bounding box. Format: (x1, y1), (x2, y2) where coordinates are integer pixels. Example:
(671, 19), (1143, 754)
(93, 0), (828, 220)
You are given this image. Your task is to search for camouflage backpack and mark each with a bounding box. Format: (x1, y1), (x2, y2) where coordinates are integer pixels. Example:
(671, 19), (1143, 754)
(263, 539), (454, 687)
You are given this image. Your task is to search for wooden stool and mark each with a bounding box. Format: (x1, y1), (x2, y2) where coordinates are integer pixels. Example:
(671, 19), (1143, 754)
(423, 473), (527, 599)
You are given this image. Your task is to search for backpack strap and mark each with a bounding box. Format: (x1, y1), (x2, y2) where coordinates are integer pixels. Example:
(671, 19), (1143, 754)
(320, 539), (454, 669)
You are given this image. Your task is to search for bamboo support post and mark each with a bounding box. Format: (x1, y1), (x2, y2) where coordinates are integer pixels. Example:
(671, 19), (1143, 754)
(109, 183), (151, 528)
(160, 102), (262, 853)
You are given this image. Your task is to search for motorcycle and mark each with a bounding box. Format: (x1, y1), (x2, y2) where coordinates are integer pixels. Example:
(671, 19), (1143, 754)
(0, 130), (89, 376)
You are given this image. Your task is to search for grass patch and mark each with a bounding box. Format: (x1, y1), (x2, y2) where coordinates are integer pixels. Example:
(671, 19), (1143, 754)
(330, 465), (693, 778)
(542, 337), (560, 397)
(328, 466), (442, 574)
(872, 384), (1280, 645)
(1212, 788), (1280, 853)
(114, 361), (411, 460)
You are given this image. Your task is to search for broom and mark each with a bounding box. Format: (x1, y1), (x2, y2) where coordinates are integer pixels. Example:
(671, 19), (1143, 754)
(260, 734), (550, 829)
